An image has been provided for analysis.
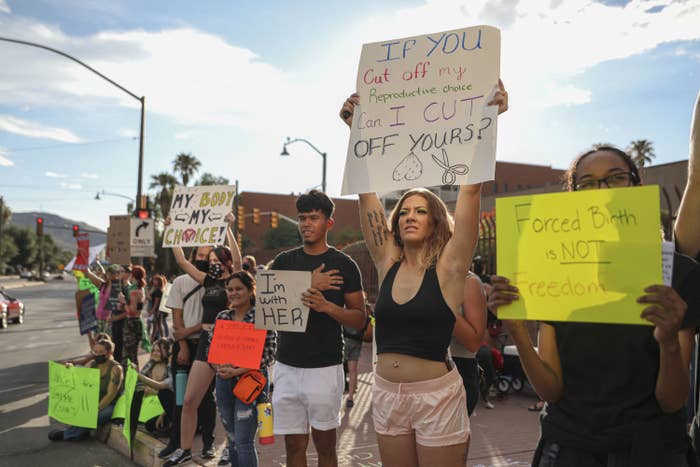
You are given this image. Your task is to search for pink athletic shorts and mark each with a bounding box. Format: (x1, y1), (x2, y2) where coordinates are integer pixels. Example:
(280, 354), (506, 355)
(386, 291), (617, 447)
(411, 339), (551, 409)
(372, 365), (470, 447)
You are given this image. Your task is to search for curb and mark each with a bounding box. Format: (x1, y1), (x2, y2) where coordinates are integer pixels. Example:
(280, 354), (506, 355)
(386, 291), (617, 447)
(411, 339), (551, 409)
(0, 280), (48, 290)
(106, 424), (172, 467)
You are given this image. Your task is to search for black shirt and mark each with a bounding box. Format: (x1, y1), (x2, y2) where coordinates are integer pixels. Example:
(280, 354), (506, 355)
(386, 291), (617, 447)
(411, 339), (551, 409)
(541, 322), (688, 461)
(271, 246), (363, 368)
(201, 275), (228, 325)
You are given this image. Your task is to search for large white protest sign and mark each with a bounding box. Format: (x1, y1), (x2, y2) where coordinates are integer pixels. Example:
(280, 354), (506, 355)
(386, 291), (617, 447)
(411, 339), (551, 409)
(255, 270), (311, 333)
(162, 185), (234, 248)
(130, 218), (155, 257)
(342, 26), (501, 195)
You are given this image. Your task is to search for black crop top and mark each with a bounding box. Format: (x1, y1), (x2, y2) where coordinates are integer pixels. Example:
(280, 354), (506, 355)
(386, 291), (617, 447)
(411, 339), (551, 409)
(374, 262), (456, 362)
(201, 275), (228, 325)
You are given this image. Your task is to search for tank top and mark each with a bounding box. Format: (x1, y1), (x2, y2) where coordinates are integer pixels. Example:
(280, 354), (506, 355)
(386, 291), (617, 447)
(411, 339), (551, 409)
(95, 359), (120, 400)
(375, 262), (455, 362)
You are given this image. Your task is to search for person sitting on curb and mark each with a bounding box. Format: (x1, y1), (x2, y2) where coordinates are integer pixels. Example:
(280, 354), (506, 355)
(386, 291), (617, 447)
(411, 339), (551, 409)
(135, 337), (174, 437)
(49, 335), (123, 441)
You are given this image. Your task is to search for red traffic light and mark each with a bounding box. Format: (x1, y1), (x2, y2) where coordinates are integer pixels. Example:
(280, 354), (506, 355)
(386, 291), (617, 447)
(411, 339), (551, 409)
(72, 224), (79, 237)
(37, 217), (43, 224)
(36, 217), (44, 236)
(135, 209), (149, 219)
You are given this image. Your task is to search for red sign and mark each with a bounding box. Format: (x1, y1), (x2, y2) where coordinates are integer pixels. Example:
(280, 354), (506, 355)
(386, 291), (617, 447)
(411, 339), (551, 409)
(207, 320), (267, 369)
(73, 233), (90, 272)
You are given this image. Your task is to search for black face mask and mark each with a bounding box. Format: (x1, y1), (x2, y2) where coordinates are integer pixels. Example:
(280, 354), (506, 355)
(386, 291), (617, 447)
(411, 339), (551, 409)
(195, 260), (209, 272)
(94, 355), (107, 364)
(208, 263), (223, 279)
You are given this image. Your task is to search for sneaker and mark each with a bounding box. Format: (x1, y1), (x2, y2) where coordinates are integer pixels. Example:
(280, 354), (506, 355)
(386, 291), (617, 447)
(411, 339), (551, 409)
(158, 443), (179, 459)
(163, 448), (192, 466)
(48, 429), (64, 441)
(346, 399), (354, 409)
(201, 444), (216, 459)
(485, 401), (495, 409)
(218, 447), (230, 465)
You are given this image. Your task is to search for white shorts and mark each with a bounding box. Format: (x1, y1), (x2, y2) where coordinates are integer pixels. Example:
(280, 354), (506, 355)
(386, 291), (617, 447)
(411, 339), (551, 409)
(271, 361), (344, 434)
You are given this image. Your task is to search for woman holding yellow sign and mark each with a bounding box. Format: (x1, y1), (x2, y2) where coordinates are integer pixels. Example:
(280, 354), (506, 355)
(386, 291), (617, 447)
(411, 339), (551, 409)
(340, 81), (508, 467)
(488, 89), (700, 467)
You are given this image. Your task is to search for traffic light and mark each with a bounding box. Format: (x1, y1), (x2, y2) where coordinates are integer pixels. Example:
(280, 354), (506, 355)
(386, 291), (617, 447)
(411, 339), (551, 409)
(237, 205), (245, 231)
(134, 208), (149, 219)
(36, 217), (43, 236)
(252, 208), (260, 225)
(72, 224), (79, 237)
(270, 211), (279, 229)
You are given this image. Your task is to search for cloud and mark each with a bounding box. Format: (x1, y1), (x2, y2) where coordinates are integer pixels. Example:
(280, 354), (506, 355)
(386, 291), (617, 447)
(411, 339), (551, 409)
(80, 172), (99, 179)
(0, 0), (10, 14)
(0, 147), (13, 167)
(0, 115), (83, 142)
(60, 182), (82, 190)
(174, 130), (197, 140)
(118, 128), (138, 138)
(45, 171), (68, 178)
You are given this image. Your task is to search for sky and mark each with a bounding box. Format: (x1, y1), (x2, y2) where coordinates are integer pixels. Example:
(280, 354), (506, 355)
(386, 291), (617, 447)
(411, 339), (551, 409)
(1, 0), (699, 230)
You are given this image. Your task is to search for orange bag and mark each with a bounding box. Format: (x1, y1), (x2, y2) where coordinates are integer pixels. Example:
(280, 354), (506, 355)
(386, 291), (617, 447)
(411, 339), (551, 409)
(233, 370), (267, 405)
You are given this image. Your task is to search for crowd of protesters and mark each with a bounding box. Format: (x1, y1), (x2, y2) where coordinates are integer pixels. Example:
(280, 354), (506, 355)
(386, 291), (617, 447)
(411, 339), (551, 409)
(45, 84), (700, 467)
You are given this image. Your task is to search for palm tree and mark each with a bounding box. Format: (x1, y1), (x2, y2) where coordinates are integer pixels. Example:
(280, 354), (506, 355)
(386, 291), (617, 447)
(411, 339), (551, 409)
(172, 152), (201, 186)
(149, 172), (179, 219)
(628, 139), (656, 169)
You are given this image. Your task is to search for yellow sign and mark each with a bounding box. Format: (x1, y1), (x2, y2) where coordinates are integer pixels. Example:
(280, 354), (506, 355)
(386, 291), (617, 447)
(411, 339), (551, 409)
(496, 185), (662, 324)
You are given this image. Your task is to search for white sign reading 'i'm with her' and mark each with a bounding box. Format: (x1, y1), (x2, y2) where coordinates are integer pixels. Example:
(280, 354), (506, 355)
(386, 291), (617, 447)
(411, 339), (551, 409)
(255, 270), (311, 333)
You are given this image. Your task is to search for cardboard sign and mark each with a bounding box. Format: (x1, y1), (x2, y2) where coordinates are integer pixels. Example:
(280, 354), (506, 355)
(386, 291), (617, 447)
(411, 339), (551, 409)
(255, 270), (311, 332)
(77, 292), (97, 336)
(121, 362), (138, 449)
(130, 218), (155, 257)
(159, 282), (172, 313)
(48, 361), (100, 428)
(73, 232), (90, 272)
(107, 215), (131, 264)
(342, 25), (501, 195)
(162, 185), (234, 248)
(496, 186), (662, 325)
(207, 320), (267, 369)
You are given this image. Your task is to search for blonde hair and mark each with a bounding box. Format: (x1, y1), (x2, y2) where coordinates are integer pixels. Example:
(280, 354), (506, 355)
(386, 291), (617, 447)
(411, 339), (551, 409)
(389, 188), (453, 269)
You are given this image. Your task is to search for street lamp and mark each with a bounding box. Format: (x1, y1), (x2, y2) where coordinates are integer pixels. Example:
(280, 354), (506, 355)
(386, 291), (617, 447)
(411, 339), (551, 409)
(280, 137), (327, 193)
(94, 190), (135, 202)
(0, 37), (146, 206)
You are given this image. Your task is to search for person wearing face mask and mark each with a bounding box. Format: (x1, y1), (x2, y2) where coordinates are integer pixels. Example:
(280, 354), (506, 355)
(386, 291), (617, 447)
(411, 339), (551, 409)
(158, 245), (214, 459)
(242, 255), (257, 277)
(163, 212), (242, 466)
(49, 336), (123, 441)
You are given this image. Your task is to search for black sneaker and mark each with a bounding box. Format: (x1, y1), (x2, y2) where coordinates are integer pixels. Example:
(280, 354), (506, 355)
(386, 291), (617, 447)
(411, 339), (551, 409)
(218, 447), (230, 465)
(48, 429), (64, 441)
(201, 443), (216, 459)
(158, 443), (179, 459)
(163, 448), (191, 466)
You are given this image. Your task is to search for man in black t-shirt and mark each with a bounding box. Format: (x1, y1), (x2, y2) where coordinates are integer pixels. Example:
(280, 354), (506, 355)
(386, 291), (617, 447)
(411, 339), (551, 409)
(271, 190), (366, 467)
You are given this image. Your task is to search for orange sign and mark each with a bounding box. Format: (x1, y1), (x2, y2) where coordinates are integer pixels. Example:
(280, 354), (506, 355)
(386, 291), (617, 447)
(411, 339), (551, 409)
(207, 320), (267, 369)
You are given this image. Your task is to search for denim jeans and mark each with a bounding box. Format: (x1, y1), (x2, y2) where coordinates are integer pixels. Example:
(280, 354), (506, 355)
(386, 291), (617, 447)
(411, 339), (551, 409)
(215, 376), (260, 467)
(63, 403), (115, 440)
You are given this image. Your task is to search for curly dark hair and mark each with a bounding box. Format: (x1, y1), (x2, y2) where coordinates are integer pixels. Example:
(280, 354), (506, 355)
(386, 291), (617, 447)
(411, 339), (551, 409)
(226, 270), (256, 305)
(296, 190), (334, 219)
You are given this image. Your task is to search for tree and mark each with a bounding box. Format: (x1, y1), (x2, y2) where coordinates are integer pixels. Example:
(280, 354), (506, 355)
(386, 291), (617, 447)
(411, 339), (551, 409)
(172, 152), (201, 186)
(196, 173), (230, 186)
(149, 172), (179, 219)
(263, 221), (301, 249)
(628, 139), (656, 169)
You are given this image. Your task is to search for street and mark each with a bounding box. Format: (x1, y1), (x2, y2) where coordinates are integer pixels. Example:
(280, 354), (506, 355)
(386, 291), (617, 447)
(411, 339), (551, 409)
(0, 279), (541, 467)
(0, 279), (134, 467)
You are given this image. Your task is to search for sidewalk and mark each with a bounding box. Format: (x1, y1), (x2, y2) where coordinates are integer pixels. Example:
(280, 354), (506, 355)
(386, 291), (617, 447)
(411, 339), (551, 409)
(109, 341), (541, 467)
(0, 275), (47, 290)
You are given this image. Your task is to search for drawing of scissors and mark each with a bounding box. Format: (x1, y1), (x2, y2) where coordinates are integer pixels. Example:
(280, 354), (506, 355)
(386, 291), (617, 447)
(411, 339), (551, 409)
(431, 148), (469, 185)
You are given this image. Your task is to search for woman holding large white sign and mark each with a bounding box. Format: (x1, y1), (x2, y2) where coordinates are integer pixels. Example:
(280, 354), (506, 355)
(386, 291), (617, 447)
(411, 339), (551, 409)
(488, 90), (700, 467)
(340, 83), (507, 467)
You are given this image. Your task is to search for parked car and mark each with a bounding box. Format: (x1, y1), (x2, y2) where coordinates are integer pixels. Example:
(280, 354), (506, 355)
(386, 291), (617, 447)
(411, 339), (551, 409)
(0, 290), (25, 328)
(18, 269), (33, 280)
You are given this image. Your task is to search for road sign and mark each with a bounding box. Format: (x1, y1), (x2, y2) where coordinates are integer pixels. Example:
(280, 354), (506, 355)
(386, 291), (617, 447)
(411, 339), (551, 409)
(130, 218), (154, 257)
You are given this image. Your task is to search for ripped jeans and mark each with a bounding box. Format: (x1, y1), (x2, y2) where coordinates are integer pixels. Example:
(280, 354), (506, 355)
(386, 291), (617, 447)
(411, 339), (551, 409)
(215, 375), (260, 467)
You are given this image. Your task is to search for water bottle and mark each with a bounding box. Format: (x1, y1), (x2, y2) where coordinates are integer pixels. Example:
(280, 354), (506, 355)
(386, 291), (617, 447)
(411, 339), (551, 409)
(256, 402), (274, 445)
(175, 369), (188, 406)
